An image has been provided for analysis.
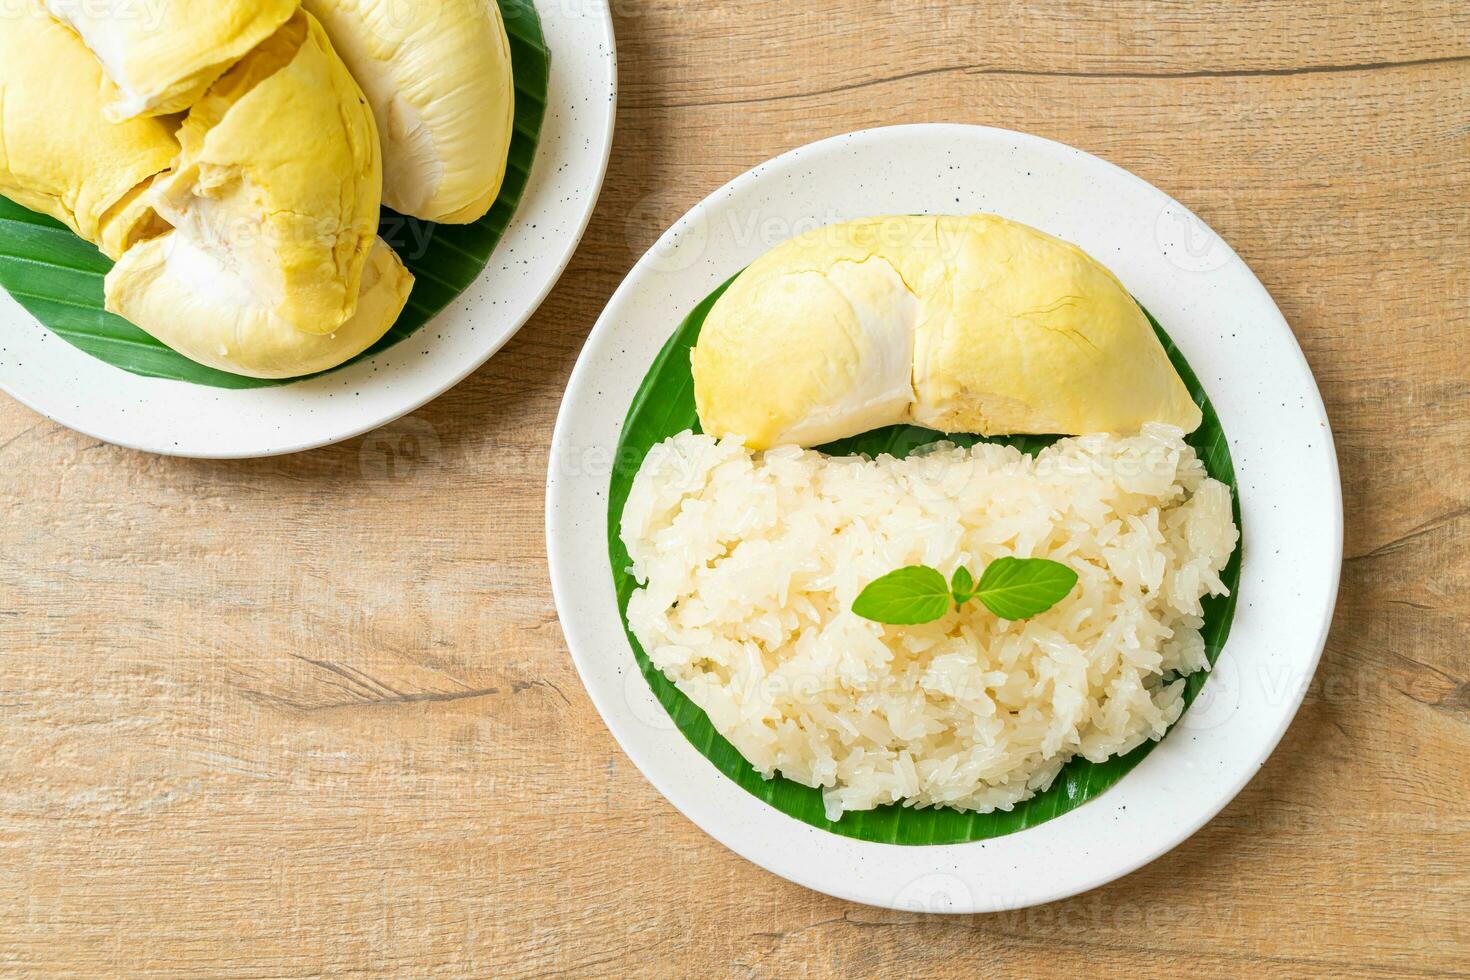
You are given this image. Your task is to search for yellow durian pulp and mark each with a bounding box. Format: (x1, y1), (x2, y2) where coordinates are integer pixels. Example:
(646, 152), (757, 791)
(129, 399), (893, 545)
(42, 0), (298, 120)
(3, 3), (411, 380)
(0, 4), (177, 259)
(95, 9), (412, 379)
(107, 234), (412, 379)
(691, 215), (1203, 450)
(141, 9), (384, 337)
(302, 0), (516, 224)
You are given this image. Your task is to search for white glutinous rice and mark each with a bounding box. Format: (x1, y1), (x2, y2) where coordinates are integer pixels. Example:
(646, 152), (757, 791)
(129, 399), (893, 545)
(619, 425), (1239, 820)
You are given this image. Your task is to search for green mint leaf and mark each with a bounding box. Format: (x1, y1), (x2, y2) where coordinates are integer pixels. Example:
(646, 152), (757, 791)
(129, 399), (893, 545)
(853, 565), (952, 625)
(973, 557), (1079, 620)
(950, 565), (975, 605)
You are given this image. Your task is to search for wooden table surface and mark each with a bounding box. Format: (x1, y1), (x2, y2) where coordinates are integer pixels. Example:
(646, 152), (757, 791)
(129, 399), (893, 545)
(3, 1), (1468, 976)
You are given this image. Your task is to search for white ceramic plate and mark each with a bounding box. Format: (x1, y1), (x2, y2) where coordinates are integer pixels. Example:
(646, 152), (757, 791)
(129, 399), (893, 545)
(547, 124), (1341, 912)
(0, 1), (616, 458)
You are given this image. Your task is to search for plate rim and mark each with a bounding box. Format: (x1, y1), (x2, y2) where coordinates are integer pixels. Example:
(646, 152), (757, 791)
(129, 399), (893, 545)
(547, 122), (1343, 912)
(0, 0), (618, 459)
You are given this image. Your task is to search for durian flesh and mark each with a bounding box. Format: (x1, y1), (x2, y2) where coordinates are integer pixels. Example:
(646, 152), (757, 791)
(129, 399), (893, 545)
(106, 234), (413, 379)
(0, 4), (177, 259)
(142, 10), (385, 337)
(2, 2), (412, 380)
(90, 9), (410, 378)
(692, 215), (1203, 449)
(42, 0), (298, 121)
(302, 0), (516, 224)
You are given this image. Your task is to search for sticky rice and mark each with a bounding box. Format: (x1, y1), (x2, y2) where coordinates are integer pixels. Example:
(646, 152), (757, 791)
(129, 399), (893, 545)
(620, 424), (1238, 819)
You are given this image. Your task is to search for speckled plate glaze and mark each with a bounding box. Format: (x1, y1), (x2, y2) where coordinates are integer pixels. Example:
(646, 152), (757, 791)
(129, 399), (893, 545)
(548, 125), (1342, 912)
(0, 0), (616, 458)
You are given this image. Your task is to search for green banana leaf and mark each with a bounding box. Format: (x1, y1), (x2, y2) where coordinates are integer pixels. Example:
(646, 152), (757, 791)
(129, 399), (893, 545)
(607, 275), (1243, 845)
(0, 0), (548, 389)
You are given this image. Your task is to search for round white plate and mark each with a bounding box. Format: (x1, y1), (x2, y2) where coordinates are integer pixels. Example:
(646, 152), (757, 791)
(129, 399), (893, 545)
(547, 124), (1341, 912)
(0, 1), (616, 458)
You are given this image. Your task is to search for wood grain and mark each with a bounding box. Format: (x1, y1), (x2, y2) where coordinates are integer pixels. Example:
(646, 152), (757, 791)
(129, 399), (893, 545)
(2, 1), (1467, 975)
